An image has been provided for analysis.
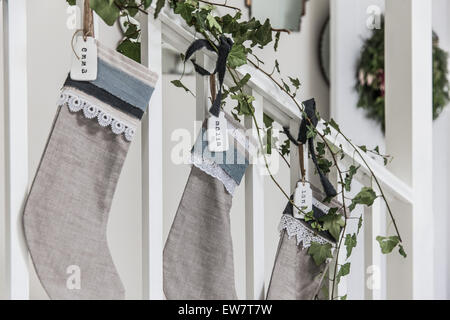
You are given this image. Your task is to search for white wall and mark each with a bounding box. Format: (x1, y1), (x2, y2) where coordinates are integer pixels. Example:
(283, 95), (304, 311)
(1, 0), (330, 299)
(330, 0), (385, 152)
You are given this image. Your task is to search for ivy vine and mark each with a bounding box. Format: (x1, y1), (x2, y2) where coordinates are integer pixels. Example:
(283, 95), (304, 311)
(67, 0), (407, 300)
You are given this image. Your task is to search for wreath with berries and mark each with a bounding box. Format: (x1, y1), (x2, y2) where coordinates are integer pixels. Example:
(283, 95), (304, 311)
(355, 18), (450, 132)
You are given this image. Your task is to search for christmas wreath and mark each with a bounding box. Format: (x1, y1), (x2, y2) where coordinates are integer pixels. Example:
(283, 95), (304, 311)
(355, 19), (450, 132)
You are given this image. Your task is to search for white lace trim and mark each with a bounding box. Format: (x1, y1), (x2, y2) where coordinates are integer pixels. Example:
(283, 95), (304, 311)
(58, 90), (136, 142)
(279, 214), (333, 249)
(191, 152), (238, 195)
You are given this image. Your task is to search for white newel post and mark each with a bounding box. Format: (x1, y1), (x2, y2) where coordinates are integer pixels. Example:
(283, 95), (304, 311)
(3, 0), (30, 300)
(385, 0), (434, 299)
(244, 90), (265, 300)
(141, 15), (164, 300)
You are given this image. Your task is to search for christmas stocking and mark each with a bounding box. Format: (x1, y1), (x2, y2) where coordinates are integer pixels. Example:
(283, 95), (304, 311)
(266, 185), (342, 300)
(163, 113), (252, 300)
(23, 41), (158, 299)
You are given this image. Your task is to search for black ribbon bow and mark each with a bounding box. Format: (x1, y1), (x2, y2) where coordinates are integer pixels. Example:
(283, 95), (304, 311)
(283, 98), (337, 199)
(185, 36), (233, 117)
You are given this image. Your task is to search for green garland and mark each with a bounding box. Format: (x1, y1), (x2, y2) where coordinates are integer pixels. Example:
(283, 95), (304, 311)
(356, 19), (450, 132)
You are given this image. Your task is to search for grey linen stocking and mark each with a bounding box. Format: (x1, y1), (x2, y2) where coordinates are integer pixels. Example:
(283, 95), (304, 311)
(164, 114), (252, 300)
(267, 185), (342, 300)
(23, 42), (158, 299)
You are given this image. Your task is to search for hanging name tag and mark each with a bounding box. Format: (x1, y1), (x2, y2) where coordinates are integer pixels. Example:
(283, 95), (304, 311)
(293, 181), (312, 219)
(207, 111), (229, 152)
(70, 36), (97, 81)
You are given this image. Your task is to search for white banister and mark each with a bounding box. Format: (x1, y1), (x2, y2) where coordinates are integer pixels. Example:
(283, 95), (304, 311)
(385, 0), (433, 299)
(141, 15), (164, 300)
(244, 90), (265, 300)
(2, 0), (30, 300)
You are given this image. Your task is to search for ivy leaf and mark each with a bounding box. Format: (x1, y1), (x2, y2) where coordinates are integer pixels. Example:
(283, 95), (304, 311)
(281, 79), (291, 93)
(174, 1), (195, 24)
(357, 215), (363, 234)
(263, 113), (274, 128)
(307, 242), (333, 266)
(306, 124), (316, 139)
(275, 59), (280, 73)
(289, 77), (301, 90)
(263, 114), (274, 154)
(316, 142), (326, 156)
(117, 39), (141, 62)
(154, 0), (166, 18)
(274, 31), (281, 51)
(231, 111), (241, 122)
(344, 165), (359, 192)
(320, 213), (345, 241)
(90, 0), (120, 26)
(66, 0), (76, 5)
(228, 44), (247, 68)
(398, 244), (407, 258)
(229, 73), (251, 92)
(143, 0), (153, 8)
(322, 124), (331, 136)
(344, 233), (357, 259)
(349, 187), (377, 211)
(336, 263), (351, 284)
(171, 80), (194, 96)
(231, 93), (255, 116)
(317, 158), (332, 175)
(124, 23), (140, 39)
(358, 145), (367, 152)
(341, 294), (348, 300)
(252, 18), (273, 47)
(206, 13), (222, 33)
(376, 235), (400, 254)
(329, 118), (340, 132)
(280, 139), (290, 156)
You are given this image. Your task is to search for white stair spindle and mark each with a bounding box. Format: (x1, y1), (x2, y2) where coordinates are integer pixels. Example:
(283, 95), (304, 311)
(3, 0), (30, 300)
(141, 15), (164, 300)
(244, 90), (265, 299)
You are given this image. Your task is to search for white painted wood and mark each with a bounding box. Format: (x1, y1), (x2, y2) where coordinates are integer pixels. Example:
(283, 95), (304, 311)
(385, 0), (433, 299)
(141, 16), (164, 300)
(244, 90), (265, 300)
(369, 184), (386, 300)
(2, 0), (30, 300)
(195, 52), (209, 121)
(363, 204), (373, 300)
